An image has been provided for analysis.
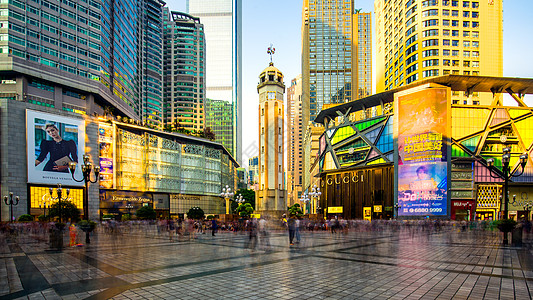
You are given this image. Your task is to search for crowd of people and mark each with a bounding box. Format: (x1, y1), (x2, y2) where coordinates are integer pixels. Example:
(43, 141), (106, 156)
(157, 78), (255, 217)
(1, 217), (531, 248)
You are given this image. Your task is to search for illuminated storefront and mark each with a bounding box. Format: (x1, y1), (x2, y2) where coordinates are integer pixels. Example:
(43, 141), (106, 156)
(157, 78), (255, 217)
(315, 76), (533, 220)
(98, 120), (237, 220)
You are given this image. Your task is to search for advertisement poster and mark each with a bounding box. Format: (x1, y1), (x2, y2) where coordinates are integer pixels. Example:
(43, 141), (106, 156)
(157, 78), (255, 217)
(98, 122), (115, 189)
(397, 88), (448, 216)
(27, 110), (85, 186)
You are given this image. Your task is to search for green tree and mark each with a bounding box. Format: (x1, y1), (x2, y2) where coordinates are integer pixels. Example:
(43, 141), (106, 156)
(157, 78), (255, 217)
(187, 206), (205, 220)
(18, 214), (34, 222)
(48, 201), (80, 222)
(231, 189), (256, 212)
(288, 203), (303, 218)
(136, 206), (157, 220)
(235, 203), (254, 218)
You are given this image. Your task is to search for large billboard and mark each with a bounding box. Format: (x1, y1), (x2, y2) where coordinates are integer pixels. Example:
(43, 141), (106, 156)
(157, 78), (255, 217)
(27, 110), (86, 186)
(98, 122), (115, 189)
(396, 88), (449, 216)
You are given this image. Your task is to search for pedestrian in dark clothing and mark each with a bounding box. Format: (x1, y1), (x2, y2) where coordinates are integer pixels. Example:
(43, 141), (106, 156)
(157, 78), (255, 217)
(288, 215), (296, 245)
(211, 218), (217, 236)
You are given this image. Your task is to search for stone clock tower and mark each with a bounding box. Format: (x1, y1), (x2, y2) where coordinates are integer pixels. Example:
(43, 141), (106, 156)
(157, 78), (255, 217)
(256, 61), (286, 218)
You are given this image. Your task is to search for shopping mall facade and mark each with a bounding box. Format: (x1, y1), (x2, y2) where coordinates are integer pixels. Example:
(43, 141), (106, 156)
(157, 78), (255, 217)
(314, 75), (533, 221)
(0, 99), (237, 222)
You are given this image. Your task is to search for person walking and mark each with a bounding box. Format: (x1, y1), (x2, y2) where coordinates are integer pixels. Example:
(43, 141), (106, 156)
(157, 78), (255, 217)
(211, 218), (217, 237)
(258, 217), (271, 250)
(288, 215), (296, 245)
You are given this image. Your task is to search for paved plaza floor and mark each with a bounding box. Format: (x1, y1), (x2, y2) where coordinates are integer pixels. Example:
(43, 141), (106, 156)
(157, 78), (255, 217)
(1, 224), (532, 299)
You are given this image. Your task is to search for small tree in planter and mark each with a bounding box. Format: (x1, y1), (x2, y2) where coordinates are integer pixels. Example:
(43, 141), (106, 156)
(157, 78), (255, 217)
(77, 220), (97, 244)
(234, 203), (254, 218)
(288, 203), (303, 218)
(187, 206), (205, 220)
(136, 206), (157, 220)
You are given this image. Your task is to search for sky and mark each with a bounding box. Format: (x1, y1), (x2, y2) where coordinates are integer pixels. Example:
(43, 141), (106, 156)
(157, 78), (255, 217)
(166, 0), (533, 168)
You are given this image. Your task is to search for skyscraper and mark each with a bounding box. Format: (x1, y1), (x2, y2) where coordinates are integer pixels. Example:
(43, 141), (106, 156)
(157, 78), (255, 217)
(187, 0), (242, 163)
(375, 0), (503, 101)
(286, 75), (303, 206)
(0, 0), (165, 120)
(163, 9), (206, 131)
(204, 98), (233, 153)
(302, 0), (372, 123)
(139, 0), (165, 128)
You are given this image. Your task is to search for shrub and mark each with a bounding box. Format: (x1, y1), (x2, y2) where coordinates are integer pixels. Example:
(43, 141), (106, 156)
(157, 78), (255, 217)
(136, 206), (156, 220)
(18, 214), (34, 222)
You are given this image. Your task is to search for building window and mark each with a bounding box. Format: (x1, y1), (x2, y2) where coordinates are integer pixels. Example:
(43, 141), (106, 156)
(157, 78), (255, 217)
(463, 21), (470, 27)
(261, 127), (264, 134)
(443, 29), (450, 36)
(463, 1), (470, 8)
(464, 51), (470, 57)
(443, 59), (451, 66)
(463, 11), (470, 17)
(472, 41), (479, 48)
(423, 59), (439, 67)
(422, 49), (439, 57)
(451, 20), (459, 27)
(452, 60), (459, 66)
(463, 61), (470, 67)
(452, 0), (459, 7)
(423, 29), (438, 37)
(442, 19), (450, 26)
(463, 41), (470, 47)
(261, 108), (264, 115)
(452, 40), (459, 47)
(472, 51), (479, 57)
(452, 10), (459, 17)
(472, 2), (479, 8)
(463, 31), (470, 37)
(452, 50), (459, 57)
(472, 22), (479, 28)
(443, 39), (450, 46)
(453, 100), (459, 104)
(452, 30), (459, 37)
(443, 49), (450, 56)
(423, 69), (439, 77)
(443, 69), (450, 75)
(422, 39), (438, 47)
(472, 61), (479, 68)
(472, 11), (479, 18)
(443, 9), (450, 16)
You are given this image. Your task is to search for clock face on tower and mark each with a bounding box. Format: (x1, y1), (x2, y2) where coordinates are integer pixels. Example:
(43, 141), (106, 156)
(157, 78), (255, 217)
(267, 92), (276, 100)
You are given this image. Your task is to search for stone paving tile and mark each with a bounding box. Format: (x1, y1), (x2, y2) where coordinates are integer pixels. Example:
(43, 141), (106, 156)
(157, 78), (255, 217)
(1, 228), (533, 299)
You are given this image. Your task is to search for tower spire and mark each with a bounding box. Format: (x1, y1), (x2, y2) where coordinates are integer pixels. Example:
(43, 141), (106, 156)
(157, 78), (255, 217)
(267, 44), (275, 65)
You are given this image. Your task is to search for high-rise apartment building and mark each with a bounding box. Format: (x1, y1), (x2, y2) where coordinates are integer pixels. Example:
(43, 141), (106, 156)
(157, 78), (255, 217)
(139, 0), (165, 128)
(375, 0), (503, 99)
(248, 156), (259, 190)
(286, 75), (303, 206)
(205, 98), (233, 153)
(163, 10), (205, 131)
(0, 0), (165, 121)
(302, 0), (372, 123)
(187, 0), (242, 163)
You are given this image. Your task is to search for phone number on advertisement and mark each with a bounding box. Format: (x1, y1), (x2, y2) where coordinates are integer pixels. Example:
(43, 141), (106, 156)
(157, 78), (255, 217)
(404, 208), (443, 213)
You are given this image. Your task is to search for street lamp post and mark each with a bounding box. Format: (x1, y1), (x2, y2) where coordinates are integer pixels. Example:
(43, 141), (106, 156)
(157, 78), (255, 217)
(394, 203), (402, 219)
(220, 185), (234, 215)
(40, 201), (49, 220)
(487, 149), (528, 245)
(309, 185), (322, 214)
(3, 192), (19, 222)
(300, 193), (310, 214)
(235, 194), (245, 205)
(466, 202), (473, 221)
(69, 154), (100, 220)
(49, 184), (70, 223)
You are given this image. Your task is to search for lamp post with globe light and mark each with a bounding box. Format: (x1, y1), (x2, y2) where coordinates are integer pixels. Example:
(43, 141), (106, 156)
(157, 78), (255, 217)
(486, 148), (528, 245)
(309, 185), (322, 214)
(300, 193), (310, 214)
(3, 192), (19, 223)
(68, 154), (100, 220)
(220, 185), (234, 215)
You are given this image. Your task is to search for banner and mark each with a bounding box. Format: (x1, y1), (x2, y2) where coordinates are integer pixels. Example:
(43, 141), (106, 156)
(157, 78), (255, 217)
(98, 122), (115, 189)
(27, 110), (85, 186)
(397, 88), (448, 216)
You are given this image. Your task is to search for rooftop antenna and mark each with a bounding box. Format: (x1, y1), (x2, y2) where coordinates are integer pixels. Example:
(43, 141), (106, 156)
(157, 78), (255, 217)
(267, 44), (275, 65)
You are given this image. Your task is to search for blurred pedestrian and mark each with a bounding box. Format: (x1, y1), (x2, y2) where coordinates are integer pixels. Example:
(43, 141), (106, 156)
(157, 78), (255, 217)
(211, 218), (217, 237)
(288, 215), (296, 245)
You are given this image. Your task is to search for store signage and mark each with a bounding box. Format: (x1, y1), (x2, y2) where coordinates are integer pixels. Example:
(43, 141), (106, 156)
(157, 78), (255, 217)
(99, 191), (152, 209)
(328, 206), (343, 213)
(396, 88), (448, 217)
(451, 190), (473, 199)
(373, 205), (382, 212)
(451, 171), (473, 180)
(363, 207), (371, 221)
(451, 181), (473, 189)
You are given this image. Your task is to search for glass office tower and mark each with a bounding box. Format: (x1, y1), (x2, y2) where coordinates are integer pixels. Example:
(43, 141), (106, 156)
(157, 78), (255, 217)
(205, 98), (233, 155)
(302, 0), (372, 123)
(186, 0), (242, 163)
